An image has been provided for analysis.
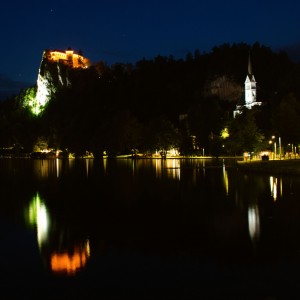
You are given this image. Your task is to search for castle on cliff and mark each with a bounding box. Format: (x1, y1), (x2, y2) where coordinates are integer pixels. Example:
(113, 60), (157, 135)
(44, 48), (90, 69)
(26, 49), (91, 115)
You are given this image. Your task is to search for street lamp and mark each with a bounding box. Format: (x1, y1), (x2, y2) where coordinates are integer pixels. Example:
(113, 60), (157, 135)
(288, 143), (294, 158)
(269, 136), (277, 159)
(270, 135), (281, 159)
(278, 136), (281, 159)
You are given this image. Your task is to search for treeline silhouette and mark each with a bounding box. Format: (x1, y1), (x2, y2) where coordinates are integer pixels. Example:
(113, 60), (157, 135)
(1, 42), (300, 157)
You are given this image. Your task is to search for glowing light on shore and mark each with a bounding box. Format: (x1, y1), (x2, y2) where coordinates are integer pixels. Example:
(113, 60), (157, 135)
(221, 127), (229, 139)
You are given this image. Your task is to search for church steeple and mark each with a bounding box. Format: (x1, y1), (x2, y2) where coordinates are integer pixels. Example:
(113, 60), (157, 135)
(248, 52), (252, 75)
(233, 52), (262, 118)
(245, 52), (256, 107)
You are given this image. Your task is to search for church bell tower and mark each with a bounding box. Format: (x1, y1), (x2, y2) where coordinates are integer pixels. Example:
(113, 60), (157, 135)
(244, 54), (257, 108)
(233, 52), (262, 118)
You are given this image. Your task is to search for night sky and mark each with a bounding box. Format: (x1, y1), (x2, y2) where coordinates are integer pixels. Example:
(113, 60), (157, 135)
(1, 0), (300, 85)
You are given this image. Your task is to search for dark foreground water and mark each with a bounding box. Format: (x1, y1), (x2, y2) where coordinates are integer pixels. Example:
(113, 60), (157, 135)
(1, 157), (300, 299)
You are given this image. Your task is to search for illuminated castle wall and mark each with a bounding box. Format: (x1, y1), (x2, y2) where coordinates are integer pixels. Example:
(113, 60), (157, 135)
(45, 49), (90, 68)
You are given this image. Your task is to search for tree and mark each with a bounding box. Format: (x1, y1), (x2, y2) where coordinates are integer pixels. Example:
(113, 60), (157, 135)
(143, 116), (180, 156)
(187, 96), (224, 154)
(103, 110), (142, 156)
(271, 93), (300, 143)
(227, 109), (265, 155)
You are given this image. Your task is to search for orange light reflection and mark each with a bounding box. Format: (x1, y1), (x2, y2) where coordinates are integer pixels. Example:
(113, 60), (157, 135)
(50, 243), (90, 275)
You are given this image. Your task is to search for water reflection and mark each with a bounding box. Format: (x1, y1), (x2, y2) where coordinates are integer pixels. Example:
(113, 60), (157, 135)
(155, 158), (181, 180)
(56, 158), (60, 178)
(50, 240), (90, 276)
(85, 158), (94, 177)
(103, 157), (107, 175)
(248, 204), (260, 246)
(33, 159), (55, 178)
(270, 176), (283, 201)
(26, 193), (50, 248)
(152, 158), (226, 181)
(223, 162), (229, 195)
(32, 159), (64, 179)
(4, 158), (300, 292)
(270, 176), (278, 201)
(25, 192), (90, 276)
(31, 158), (80, 181)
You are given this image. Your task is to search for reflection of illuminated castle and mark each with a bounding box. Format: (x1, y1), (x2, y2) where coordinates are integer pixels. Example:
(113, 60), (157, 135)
(26, 193), (90, 276)
(51, 242), (90, 276)
(45, 49), (90, 69)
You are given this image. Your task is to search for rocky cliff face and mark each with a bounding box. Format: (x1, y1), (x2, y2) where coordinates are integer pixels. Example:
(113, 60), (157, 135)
(22, 51), (72, 115)
(34, 51), (71, 115)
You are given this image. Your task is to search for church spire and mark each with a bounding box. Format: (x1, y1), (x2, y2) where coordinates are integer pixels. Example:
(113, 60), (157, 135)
(248, 51), (252, 75)
(233, 51), (262, 117)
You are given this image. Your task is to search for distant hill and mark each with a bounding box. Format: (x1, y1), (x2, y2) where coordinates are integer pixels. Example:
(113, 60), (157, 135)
(0, 75), (32, 100)
(2, 42), (300, 156)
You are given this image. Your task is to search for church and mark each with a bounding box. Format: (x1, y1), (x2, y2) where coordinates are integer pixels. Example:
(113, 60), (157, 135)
(233, 54), (262, 118)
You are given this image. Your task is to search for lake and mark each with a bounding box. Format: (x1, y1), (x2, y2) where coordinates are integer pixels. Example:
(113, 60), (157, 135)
(1, 157), (300, 298)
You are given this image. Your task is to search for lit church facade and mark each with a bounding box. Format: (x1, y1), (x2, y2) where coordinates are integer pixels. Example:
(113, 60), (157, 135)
(233, 55), (262, 118)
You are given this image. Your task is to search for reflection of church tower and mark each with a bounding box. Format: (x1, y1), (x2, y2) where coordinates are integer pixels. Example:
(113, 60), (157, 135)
(233, 53), (262, 117)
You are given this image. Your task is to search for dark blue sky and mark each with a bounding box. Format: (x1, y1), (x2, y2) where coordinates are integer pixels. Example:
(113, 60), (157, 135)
(1, 0), (300, 84)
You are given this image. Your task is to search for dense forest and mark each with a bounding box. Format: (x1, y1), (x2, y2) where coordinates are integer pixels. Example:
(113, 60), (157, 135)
(1, 42), (300, 157)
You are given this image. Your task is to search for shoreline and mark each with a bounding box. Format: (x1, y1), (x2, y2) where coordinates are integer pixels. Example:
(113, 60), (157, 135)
(2, 156), (300, 176)
(237, 159), (300, 176)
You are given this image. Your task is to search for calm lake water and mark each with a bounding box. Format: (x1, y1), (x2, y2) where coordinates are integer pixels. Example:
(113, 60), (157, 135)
(1, 157), (300, 298)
